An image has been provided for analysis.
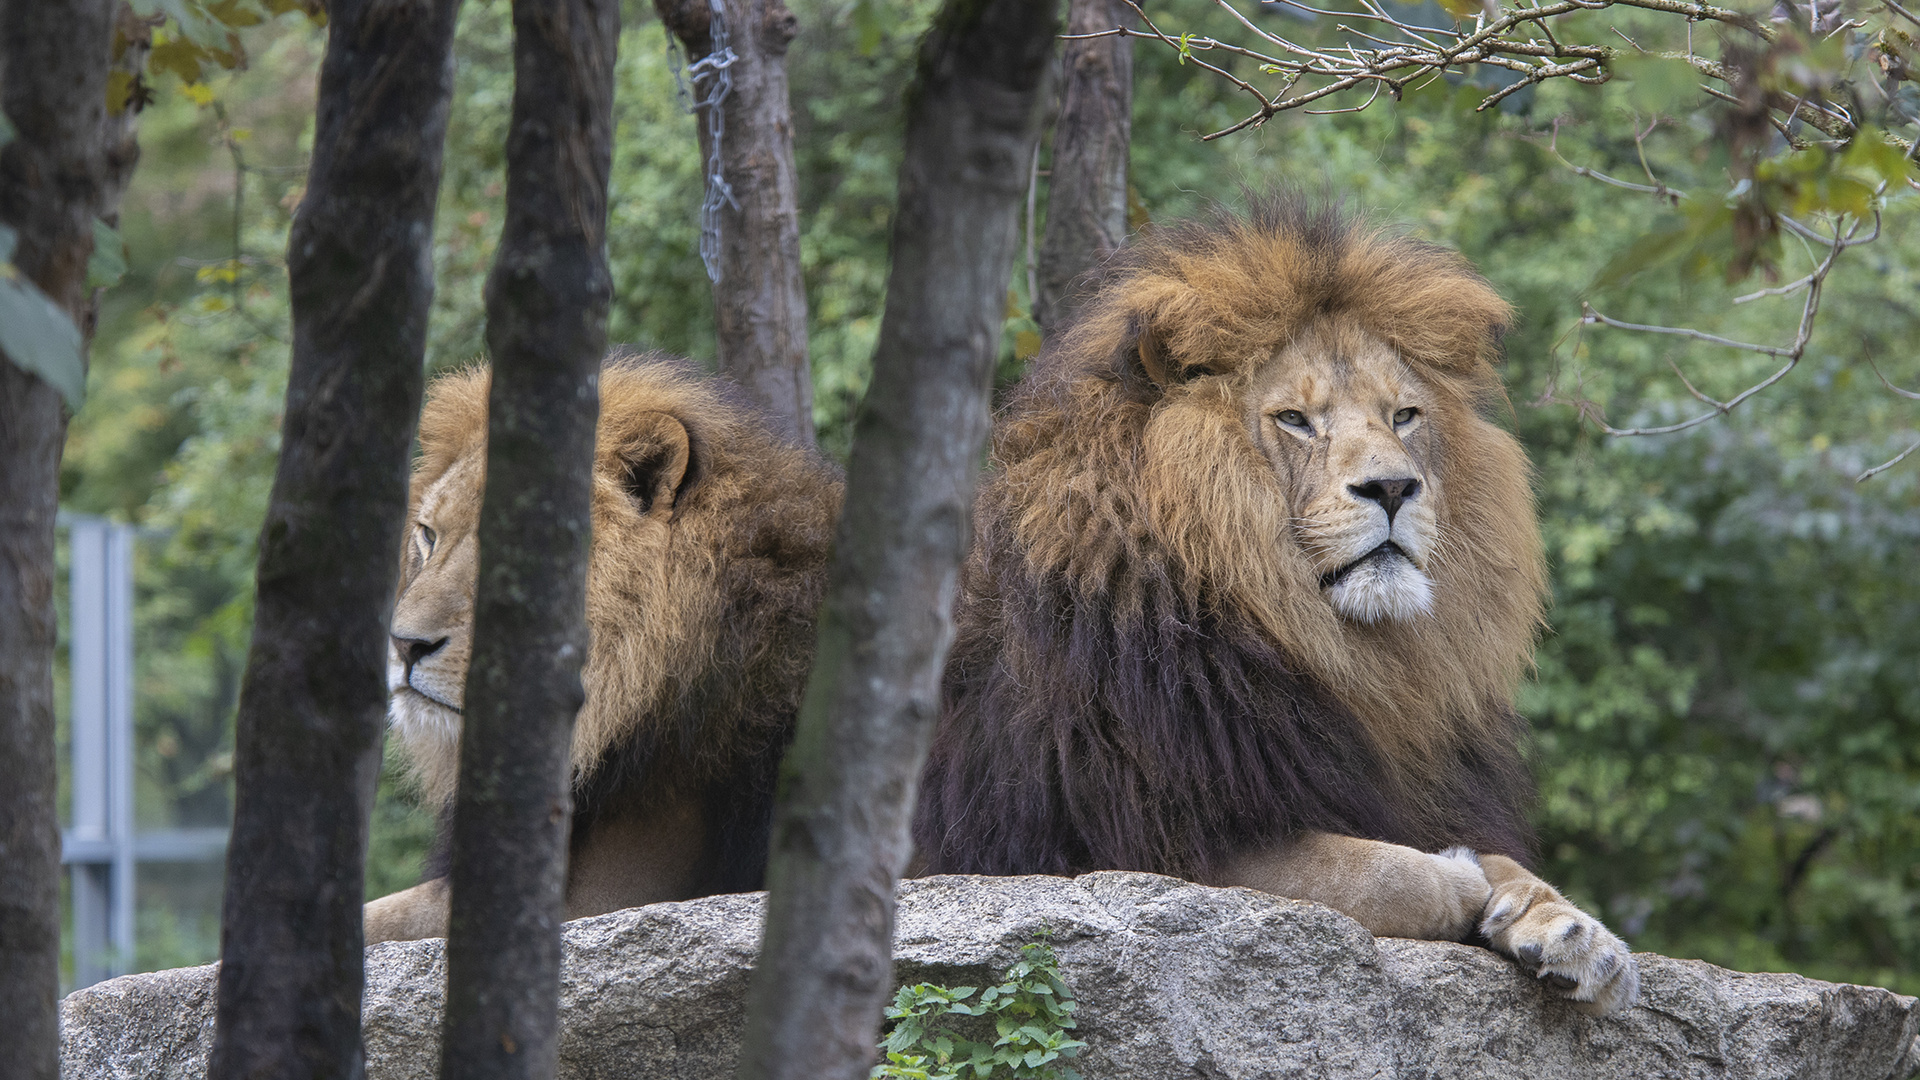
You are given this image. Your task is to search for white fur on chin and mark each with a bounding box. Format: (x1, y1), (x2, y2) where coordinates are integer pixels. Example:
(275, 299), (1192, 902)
(388, 688), (462, 743)
(1327, 552), (1435, 623)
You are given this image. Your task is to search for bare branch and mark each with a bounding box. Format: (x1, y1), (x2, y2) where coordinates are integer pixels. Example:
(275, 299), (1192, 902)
(1868, 356), (1920, 400)
(1581, 304), (1795, 358)
(1118, 0), (1871, 141)
(1733, 271), (1817, 302)
(1857, 439), (1920, 481)
(1307, 80), (1385, 112)
(1575, 216), (1850, 436)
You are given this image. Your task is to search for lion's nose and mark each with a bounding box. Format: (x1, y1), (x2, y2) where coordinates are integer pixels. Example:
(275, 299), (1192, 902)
(1348, 476), (1420, 522)
(393, 634), (449, 669)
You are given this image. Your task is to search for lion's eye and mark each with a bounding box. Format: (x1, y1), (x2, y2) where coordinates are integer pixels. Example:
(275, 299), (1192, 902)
(418, 524), (437, 556)
(1393, 407), (1419, 426)
(1274, 409), (1312, 433)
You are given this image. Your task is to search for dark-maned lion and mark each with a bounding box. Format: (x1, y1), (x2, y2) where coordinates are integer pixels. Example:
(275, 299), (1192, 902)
(915, 198), (1639, 1015)
(364, 354), (842, 943)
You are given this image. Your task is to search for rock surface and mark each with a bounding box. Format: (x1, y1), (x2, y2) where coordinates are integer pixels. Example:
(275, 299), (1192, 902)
(62, 872), (1919, 1080)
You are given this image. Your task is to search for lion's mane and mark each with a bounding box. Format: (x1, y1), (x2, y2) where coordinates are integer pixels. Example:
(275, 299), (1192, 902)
(409, 353), (842, 892)
(914, 198), (1546, 881)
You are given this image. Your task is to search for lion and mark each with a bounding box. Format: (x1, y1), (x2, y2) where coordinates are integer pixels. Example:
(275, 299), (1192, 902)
(364, 353), (842, 943)
(914, 198), (1640, 1015)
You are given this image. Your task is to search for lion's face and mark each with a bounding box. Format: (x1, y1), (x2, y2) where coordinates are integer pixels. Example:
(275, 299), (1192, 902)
(388, 446), (482, 755)
(386, 443), (482, 802)
(978, 201), (1545, 804)
(384, 361), (841, 814)
(383, 375), (706, 811)
(1243, 319), (1442, 624)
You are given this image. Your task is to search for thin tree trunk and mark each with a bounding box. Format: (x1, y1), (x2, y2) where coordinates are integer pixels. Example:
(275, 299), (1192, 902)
(1034, 0), (1132, 335)
(0, 3), (136, 1076)
(207, 1), (460, 1077)
(436, 0), (618, 1077)
(655, 0), (813, 445)
(731, 3), (1059, 1079)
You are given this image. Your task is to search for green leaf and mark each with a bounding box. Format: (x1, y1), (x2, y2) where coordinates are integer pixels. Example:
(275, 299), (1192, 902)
(1840, 133), (1916, 188)
(0, 258), (87, 410)
(1587, 203), (1731, 293)
(851, 0), (882, 55)
(152, 0), (232, 47)
(88, 219), (128, 290)
(1615, 54), (1700, 115)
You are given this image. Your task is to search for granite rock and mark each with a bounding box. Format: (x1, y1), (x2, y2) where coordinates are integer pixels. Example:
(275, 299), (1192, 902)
(60, 872), (1920, 1079)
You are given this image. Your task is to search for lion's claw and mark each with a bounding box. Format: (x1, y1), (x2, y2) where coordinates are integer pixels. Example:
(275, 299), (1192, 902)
(1481, 878), (1640, 1016)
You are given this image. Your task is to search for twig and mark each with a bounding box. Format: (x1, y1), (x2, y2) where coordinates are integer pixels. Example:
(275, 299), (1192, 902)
(1578, 218), (1847, 436)
(1868, 355), (1920, 400)
(1307, 80), (1385, 112)
(1857, 439), (1920, 481)
(1733, 271), (1817, 302)
(1536, 119), (1689, 195)
(1581, 306), (1792, 357)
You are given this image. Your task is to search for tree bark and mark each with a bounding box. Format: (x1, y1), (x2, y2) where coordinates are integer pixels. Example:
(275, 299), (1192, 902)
(655, 0), (813, 446)
(436, 1), (617, 1078)
(730, 3), (1059, 1079)
(206, 2), (460, 1077)
(1034, 0), (1132, 335)
(0, 3), (137, 1077)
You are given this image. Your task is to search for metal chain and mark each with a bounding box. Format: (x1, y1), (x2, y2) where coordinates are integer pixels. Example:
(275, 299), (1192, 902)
(668, 0), (739, 283)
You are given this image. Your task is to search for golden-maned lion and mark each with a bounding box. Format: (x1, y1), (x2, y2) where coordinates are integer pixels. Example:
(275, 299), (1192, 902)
(364, 354), (842, 943)
(915, 198), (1639, 1015)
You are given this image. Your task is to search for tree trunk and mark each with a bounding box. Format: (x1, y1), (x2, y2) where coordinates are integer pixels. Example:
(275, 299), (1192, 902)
(1034, 0), (1132, 335)
(730, 3), (1059, 1079)
(655, 0), (813, 446)
(0, 3), (137, 1077)
(206, 1), (460, 1077)
(436, 1), (618, 1077)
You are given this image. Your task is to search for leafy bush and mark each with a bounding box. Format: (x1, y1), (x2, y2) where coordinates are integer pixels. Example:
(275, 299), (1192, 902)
(873, 938), (1086, 1080)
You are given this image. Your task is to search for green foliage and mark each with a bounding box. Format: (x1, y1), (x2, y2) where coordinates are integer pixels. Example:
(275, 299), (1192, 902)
(873, 939), (1085, 1080)
(112, 0), (323, 113)
(0, 224), (87, 409)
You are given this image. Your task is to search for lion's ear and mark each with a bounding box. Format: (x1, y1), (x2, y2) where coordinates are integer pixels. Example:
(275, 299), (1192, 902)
(619, 412), (696, 520)
(1136, 323), (1172, 387)
(1126, 314), (1179, 388)
(1130, 317), (1211, 388)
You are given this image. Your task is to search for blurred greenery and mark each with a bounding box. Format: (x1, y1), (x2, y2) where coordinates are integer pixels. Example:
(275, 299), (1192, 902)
(56, 0), (1917, 994)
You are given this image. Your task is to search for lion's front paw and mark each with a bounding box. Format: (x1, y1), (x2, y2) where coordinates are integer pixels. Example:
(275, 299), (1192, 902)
(1481, 878), (1639, 1016)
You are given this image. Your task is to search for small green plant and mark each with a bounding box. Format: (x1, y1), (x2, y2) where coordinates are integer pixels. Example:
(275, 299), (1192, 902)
(871, 937), (1086, 1080)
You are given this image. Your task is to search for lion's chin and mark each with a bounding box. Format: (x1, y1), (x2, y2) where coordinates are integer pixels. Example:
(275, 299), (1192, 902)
(389, 687), (464, 743)
(1324, 546), (1435, 624)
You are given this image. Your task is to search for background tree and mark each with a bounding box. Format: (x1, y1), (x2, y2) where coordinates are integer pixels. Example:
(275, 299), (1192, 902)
(1, 1), (142, 1073)
(205, 0), (460, 1075)
(732, 1), (1059, 1077)
(656, 0), (815, 444)
(436, 0), (619, 1076)
(1035, 0), (1134, 333)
